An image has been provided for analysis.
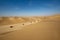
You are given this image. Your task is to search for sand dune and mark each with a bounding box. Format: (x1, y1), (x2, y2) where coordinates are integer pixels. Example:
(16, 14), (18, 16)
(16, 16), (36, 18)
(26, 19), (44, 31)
(0, 16), (42, 26)
(0, 14), (60, 40)
(0, 21), (60, 40)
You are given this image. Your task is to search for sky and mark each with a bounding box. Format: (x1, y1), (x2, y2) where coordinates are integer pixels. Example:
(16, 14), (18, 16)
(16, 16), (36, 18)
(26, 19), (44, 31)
(0, 0), (60, 16)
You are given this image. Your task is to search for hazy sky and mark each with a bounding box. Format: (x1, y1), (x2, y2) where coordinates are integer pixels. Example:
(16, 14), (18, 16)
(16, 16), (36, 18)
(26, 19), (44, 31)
(0, 0), (60, 16)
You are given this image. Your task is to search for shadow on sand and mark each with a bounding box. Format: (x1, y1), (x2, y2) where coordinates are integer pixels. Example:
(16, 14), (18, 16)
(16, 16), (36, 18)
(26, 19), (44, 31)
(0, 31), (14, 35)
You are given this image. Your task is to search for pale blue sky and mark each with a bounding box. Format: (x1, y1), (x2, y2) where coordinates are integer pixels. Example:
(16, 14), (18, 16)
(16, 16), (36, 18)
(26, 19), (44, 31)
(0, 0), (60, 16)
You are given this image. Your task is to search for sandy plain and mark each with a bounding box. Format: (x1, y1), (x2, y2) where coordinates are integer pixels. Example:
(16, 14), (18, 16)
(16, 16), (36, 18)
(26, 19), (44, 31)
(0, 14), (60, 40)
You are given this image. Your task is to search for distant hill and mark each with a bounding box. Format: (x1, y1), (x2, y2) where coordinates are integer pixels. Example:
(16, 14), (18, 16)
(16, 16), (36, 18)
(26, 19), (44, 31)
(0, 17), (27, 26)
(0, 14), (60, 26)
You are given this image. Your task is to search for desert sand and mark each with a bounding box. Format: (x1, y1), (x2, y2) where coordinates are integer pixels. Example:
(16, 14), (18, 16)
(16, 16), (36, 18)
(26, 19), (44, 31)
(0, 14), (60, 40)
